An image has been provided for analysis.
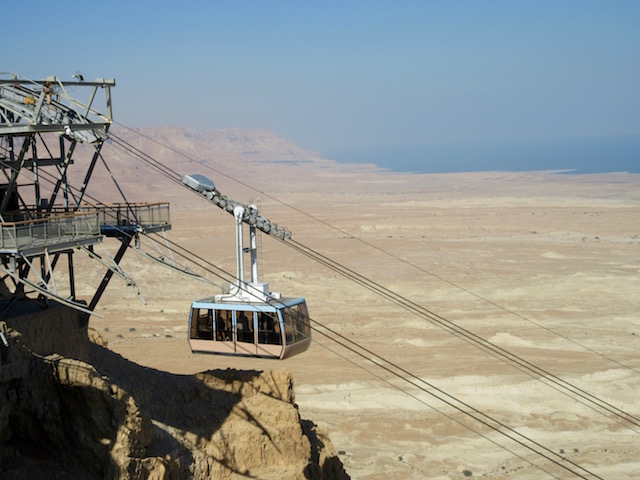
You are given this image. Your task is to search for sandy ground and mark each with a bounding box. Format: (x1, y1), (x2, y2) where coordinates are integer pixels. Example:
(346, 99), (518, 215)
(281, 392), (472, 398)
(80, 167), (639, 479)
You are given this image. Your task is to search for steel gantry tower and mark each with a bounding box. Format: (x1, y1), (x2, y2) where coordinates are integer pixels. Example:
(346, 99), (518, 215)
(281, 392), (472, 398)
(0, 73), (171, 318)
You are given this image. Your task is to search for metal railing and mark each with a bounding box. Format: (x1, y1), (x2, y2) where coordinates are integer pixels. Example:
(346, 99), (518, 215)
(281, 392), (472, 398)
(0, 212), (100, 251)
(91, 202), (170, 229)
(0, 202), (169, 251)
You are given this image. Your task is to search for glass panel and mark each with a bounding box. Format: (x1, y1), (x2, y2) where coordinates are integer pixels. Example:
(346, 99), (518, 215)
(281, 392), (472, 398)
(215, 309), (233, 341)
(298, 302), (311, 338)
(282, 302), (310, 344)
(257, 311), (282, 345)
(191, 308), (214, 340)
(198, 309), (214, 340)
(282, 308), (295, 344)
(236, 310), (254, 344)
(189, 308), (199, 339)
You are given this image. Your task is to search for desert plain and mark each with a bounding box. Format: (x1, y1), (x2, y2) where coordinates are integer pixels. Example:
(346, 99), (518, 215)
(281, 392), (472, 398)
(72, 131), (640, 479)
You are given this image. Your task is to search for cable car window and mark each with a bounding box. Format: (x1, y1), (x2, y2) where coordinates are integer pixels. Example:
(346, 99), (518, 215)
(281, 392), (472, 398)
(258, 312), (282, 345)
(282, 303), (310, 344)
(191, 308), (213, 340)
(298, 302), (311, 338)
(190, 309), (198, 339)
(236, 310), (254, 343)
(215, 309), (232, 341)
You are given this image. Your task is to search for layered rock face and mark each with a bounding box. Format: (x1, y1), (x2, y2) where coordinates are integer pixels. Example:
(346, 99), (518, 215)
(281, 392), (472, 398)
(0, 303), (348, 479)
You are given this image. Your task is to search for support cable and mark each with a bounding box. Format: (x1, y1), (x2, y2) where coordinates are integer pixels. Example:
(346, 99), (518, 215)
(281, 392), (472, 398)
(286, 238), (640, 432)
(104, 131), (640, 433)
(10, 135), (636, 436)
(5, 141), (601, 474)
(109, 124), (639, 377)
(0, 151), (616, 478)
(146, 230), (598, 479)
(98, 152), (139, 224)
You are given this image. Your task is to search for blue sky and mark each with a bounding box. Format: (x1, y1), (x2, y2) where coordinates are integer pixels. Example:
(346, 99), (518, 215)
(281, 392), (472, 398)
(4, 1), (640, 159)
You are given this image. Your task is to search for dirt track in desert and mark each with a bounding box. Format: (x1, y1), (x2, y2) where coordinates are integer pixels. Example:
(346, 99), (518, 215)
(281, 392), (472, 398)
(84, 162), (639, 479)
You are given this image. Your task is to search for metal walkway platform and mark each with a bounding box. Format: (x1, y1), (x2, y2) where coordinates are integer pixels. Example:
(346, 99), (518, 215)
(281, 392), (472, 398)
(0, 212), (101, 256)
(0, 202), (170, 257)
(92, 202), (171, 236)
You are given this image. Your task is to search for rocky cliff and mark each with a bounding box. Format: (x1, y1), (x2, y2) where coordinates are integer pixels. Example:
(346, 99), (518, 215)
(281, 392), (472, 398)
(0, 302), (348, 479)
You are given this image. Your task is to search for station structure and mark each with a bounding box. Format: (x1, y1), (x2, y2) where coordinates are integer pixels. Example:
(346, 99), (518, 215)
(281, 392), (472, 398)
(0, 74), (171, 319)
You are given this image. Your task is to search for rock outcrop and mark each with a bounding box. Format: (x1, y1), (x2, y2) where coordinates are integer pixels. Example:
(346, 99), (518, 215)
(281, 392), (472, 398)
(0, 302), (348, 479)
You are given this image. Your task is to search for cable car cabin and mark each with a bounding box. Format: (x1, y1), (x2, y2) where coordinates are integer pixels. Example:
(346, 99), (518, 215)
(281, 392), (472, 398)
(188, 296), (311, 359)
(182, 173), (311, 359)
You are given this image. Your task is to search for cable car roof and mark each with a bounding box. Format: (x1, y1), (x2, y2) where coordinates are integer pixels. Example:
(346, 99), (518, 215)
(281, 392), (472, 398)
(191, 296), (306, 309)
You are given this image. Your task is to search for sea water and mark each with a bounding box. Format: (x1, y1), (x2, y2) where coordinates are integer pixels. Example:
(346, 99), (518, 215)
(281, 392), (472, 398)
(326, 135), (640, 174)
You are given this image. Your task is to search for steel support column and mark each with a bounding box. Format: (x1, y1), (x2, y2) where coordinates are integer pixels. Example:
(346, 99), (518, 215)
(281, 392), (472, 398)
(88, 235), (133, 312)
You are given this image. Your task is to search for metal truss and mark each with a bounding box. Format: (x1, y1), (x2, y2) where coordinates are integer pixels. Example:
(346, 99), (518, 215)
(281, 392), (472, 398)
(0, 73), (170, 318)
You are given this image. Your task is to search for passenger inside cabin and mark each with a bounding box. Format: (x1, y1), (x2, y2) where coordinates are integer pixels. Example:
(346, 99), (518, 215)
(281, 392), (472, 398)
(216, 317), (228, 341)
(258, 312), (271, 343)
(216, 310), (232, 341)
(272, 318), (282, 345)
(257, 312), (282, 345)
(237, 312), (252, 342)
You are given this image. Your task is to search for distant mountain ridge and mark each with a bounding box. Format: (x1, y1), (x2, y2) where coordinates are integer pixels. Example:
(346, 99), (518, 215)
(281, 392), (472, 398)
(111, 125), (327, 162)
(68, 125), (332, 204)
